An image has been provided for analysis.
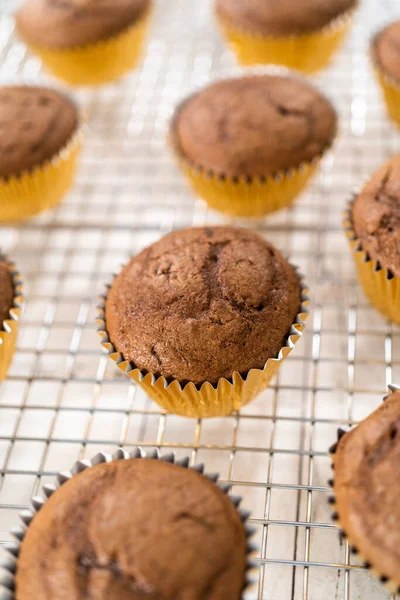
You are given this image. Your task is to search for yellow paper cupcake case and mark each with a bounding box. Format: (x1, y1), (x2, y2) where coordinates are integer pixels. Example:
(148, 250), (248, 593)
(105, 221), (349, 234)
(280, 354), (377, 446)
(176, 158), (319, 218)
(23, 10), (151, 86)
(0, 254), (23, 381)
(217, 8), (355, 74)
(97, 268), (309, 419)
(344, 201), (400, 324)
(0, 129), (83, 223)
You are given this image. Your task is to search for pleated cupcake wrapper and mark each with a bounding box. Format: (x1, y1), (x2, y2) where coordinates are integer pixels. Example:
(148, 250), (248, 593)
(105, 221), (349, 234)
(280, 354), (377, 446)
(344, 198), (400, 324)
(328, 384), (400, 595)
(170, 70), (336, 218)
(370, 40), (400, 128)
(0, 127), (83, 223)
(96, 266), (309, 419)
(0, 447), (258, 600)
(0, 253), (23, 382)
(22, 8), (152, 87)
(216, 7), (355, 74)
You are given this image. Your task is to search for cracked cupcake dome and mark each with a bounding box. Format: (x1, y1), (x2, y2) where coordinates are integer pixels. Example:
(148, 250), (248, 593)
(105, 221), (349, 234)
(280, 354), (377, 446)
(105, 225), (302, 386)
(329, 386), (400, 594)
(10, 449), (254, 600)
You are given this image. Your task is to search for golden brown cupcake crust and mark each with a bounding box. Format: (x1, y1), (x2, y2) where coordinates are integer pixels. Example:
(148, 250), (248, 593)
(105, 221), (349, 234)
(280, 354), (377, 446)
(0, 86), (78, 179)
(16, 0), (150, 49)
(373, 21), (400, 85)
(16, 458), (247, 600)
(0, 260), (13, 329)
(334, 391), (400, 584)
(352, 155), (400, 277)
(216, 0), (357, 36)
(106, 226), (301, 385)
(173, 76), (337, 178)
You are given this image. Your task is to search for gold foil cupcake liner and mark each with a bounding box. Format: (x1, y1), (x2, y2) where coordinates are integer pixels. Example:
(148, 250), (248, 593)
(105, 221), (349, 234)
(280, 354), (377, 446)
(0, 253), (23, 382)
(328, 384), (400, 595)
(97, 267), (309, 419)
(0, 127), (83, 223)
(170, 72), (336, 218)
(0, 447), (258, 600)
(23, 9), (152, 87)
(344, 199), (400, 324)
(216, 8), (355, 74)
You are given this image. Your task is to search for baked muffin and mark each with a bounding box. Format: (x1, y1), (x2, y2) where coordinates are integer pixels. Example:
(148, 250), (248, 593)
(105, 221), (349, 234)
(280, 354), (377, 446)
(16, 0), (152, 86)
(15, 453), (249, 600)
(329, 388), (400, 594)
(99, 225), (309, 417)
(0, 86), (82, 222)
(372, 21), (400, 127)
(171, 74), (337, 217)
(0, 253), (23, 381)
(216, 0), (357, 73)
(344, 155), (400, 323)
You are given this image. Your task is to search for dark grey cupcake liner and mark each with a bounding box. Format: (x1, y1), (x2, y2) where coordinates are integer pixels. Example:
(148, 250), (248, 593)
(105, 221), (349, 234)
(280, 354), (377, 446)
(0, 447), (258, 599)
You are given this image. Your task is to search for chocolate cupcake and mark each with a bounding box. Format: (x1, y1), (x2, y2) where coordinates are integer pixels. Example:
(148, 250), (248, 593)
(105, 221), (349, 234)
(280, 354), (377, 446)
(329, 387), (400, 594)
(170, 73), (337, 217)
(0, 86), (82, 222)
(0, 252), (23, 381)
(16, 0), (152, 86)
(4, 449), (255, 600)
(344, 155), (400, 323)
(372, 21), (400, 127)
(98, 226), (309, 418)
(216, 0), (357, 73)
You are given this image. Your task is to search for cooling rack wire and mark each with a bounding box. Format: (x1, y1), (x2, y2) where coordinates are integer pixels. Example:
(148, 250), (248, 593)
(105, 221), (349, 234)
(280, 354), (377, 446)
(0, 1), (399, 599)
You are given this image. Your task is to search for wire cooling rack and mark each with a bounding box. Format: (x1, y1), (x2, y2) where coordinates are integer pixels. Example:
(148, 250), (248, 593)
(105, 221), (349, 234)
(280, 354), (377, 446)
(0, 1), (399, 599)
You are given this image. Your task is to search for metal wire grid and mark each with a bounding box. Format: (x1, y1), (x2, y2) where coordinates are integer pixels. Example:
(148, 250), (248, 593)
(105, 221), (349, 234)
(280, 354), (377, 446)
(0, 1), (399, 599)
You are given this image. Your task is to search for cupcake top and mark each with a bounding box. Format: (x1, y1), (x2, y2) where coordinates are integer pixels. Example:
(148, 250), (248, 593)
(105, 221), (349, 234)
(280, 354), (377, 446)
(0, 260), (13, 329)
(332, 390), (400, 585)
(216, 0), (357, 36)
(172, 75), (337, 178)
(16, 458), (247, 600)
(352, 155), (400, 276)
(106, 226), (301, 385)
(16, 0), (150, 49)
(0, 86), (78, 179)
(373, 21), (400, 84)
